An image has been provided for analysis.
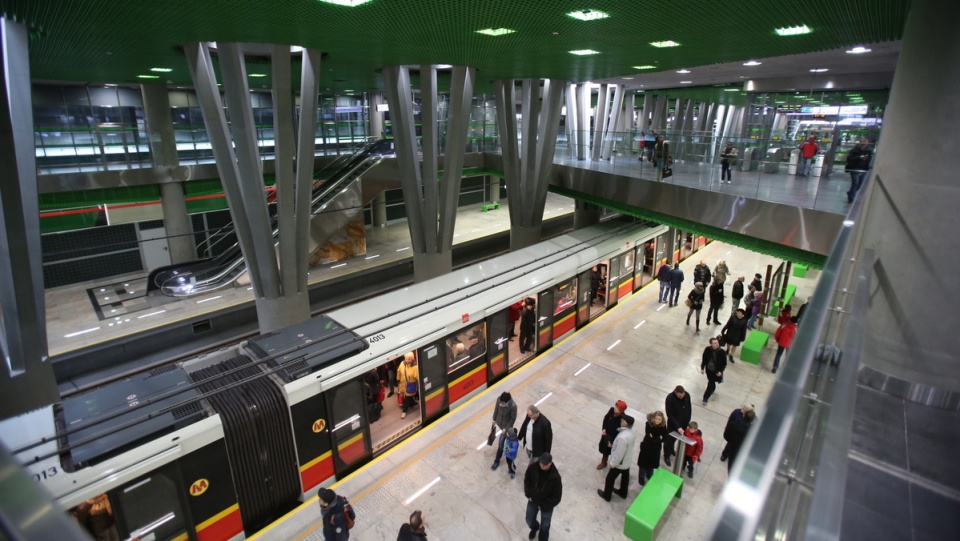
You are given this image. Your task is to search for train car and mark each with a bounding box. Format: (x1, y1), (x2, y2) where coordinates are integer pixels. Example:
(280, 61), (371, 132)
(0, 220), (668, 541)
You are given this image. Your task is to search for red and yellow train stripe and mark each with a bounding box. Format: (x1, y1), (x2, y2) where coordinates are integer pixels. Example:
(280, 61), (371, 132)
(336, 433), (366, 466)
(424, 386), (446, 418)
(299, 450), (334, 492)
(448, 364), (487, 404)
(195, 503), (242, 541)
(617, 278), (633, 300)
(552, 311), (575, 339)
(489, 351), (506, 378)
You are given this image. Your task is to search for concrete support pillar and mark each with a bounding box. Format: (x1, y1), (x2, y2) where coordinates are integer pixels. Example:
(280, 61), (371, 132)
(565, 83), (578, 156)
(573, 200), (601, 229)
(0, 17), (56, 418)
(369, 91), (386, 139)
(854, 0), (960, 392)
(371, 192), (387, 227)
(141, 83), (195, 264)
(640, 93), (653, 131)
(577, 83), (591, 160)
(623, 92), (635, 133)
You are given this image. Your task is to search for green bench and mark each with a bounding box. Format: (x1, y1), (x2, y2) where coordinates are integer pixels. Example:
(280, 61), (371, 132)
(770, 284), (798, 317)
(793, 264), (808, 278)
(481, 202), (500, 212)
(624, 468), (684, 541)
(741, 330), (770, 365)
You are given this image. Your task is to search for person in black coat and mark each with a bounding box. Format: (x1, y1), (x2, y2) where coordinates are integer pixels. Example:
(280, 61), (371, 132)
(693, 261), (712, 287)
(663, 386), (691, 466)
(686, 282), (706, 332)
(721, 309), (749, 362)
(519, 299), (537, 354)
(518, 405), (553, 465)
(750, 273), (763, 292)
(397, 509), (428, 540)
(723, 408), (756, 473)
(596, 400), (627, 470)
(656, 262), (672, 303)
(318, 488), (353, 541)
(720, 405), (755, 462)
(524, 453), (562, 541)
(668, 263), (684, 307)
(730, 276), (745, 318)
(700, 337), (728, 405)
(637, 411), (668, 485)
(706, 279), (725, 325)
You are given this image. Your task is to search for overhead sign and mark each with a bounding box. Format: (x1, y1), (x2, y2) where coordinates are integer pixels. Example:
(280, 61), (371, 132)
(839, 105), (869, 115)
(776, 105), (803, 113)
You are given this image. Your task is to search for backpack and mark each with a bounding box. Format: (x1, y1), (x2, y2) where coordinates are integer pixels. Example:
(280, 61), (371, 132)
(342, 498), (356, 529)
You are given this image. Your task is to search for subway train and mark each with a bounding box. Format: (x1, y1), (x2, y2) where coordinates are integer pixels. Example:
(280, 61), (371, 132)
(0, 220), (672, 541)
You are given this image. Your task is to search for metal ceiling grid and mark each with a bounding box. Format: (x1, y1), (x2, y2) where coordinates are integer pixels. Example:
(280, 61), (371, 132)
(2, 0), (910, 91)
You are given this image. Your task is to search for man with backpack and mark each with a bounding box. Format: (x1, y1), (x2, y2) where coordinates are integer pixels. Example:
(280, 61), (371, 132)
(318, 487), (355, 541)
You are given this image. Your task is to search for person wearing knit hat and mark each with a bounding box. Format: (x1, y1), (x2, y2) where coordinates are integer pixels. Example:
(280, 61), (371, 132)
(490, 391), (517, 471)
(597, 400), (627, 470)
(598, 413), (636, 501)
(317, 487), (353, 541)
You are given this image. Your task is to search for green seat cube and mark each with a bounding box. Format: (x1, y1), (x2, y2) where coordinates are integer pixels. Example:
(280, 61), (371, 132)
(623, 469), (683, 541)
(793, 264), (808, 278)
(783, 284), (796, 308)
(741, 330), (770, 365)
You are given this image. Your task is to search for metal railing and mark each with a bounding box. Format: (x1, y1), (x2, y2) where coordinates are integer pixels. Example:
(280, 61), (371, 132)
(704, 172), (873, 540)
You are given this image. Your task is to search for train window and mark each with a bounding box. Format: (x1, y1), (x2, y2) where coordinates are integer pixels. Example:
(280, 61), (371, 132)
(553, 279), (577, 316)
(445, 322), (486, 373)
(620, 251), (634, 278)
(113, 473), (187, 540)
(70, 494), (121, 541)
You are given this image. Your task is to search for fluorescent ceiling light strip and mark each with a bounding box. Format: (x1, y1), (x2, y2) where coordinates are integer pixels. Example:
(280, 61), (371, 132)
(649, 40), (680, 48)
(567, 9), (609, 21)
(317, 0), (373, 6)
(569, 49), (600, 55)
(404, 476), (442, 505)
(477, 28), (515, 36)
(534, 392), (553, 407)
(574, 363), (592, 376)
(607, 339), (621, 351)
(775, 25), (811, 36)
(137, 310), (167, 319)
(64, 327), (101, 338)
(633, 65), (656, 70)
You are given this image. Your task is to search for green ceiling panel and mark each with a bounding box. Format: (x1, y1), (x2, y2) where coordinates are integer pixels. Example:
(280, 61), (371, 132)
(2, 1), (910, 92)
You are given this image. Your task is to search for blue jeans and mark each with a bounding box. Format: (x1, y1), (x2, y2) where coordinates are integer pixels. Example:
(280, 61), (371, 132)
(669, 285), (681, 306)
(773, 345), (787, 369)
(798, 157), (813, 176)
(747, 312), (759, 329)
(658, 280), (670, 302)
(654, 157), (665, 180)
(525, 501), (554, 540)
(848, 170), (868, 201)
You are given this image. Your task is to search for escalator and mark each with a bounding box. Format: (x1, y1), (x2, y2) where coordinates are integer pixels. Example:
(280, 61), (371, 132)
(147, 138), (395, 297)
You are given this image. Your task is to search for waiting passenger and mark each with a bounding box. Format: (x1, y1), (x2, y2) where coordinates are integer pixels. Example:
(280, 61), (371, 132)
(668, 262), (684, 307)
(318, 488), (354, 541)
(686, 282), (706, 332)
(721, 309), (749, 362)
(490, 391), (517, 470)
(682, 421), (704, 478)
(637, 411), (668, 484)
(519, 299), (537, 354)
(596, 399), (627, 470)
(397, 509), (428, 540)
(397, 353), (419, 420)
(518, 405), (552, 465)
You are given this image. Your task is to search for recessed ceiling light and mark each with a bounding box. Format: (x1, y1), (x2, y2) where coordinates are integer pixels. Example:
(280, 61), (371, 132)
(775, 25), (812, 36)
(104, 84), (118, 87)
(723, 88), (739, 92)
(809, 68), (829, 73)
(676, 69), (690, 74)
(435, 64), (453, 69)
(568, 49), (599, 55)
(344, 89), (354, 93)
(249, 73), (267, 77)
(150, 67), (172, 73)
(743, 60), (762, 66)
(633, 65), (656, 70)
(650, 40), (680, 48)
(317, 0), (372, 6)
(621, 77), (634, 80)
(137, 75), (160, 79)
(567, 9), (609, 21)
(846, 46), (872, 54)
(477, 28), (516, 36)
(680, 81), (692, 84)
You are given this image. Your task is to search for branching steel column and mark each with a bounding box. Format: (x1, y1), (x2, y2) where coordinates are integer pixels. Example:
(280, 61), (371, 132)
(382, 65), (426, 254)
(419, 65), (440, 254)
(577, 83), (591, 160)
(438, 66), (475, 251)
(295, 49), (322, 293)
(565, 83), (578, 155)
(494, 80), (522, 227)
(640, 93), (653, 131)
(272, 45), (297, 295)
(601, 84), (624, 160)
(530, 79), (566, 221)
(591, 84), (608, 161)
(0, 17), (55, 417)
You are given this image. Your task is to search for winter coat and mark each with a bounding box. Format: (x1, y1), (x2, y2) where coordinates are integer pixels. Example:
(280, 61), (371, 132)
(657, 263), (672, 282)
(709, 282), (724, 305)
(652, 141), (669, 160)
(683, 428), (703, 461)
(687, 288), (705, 309)
(846, 145), (873, 172)
(714, 262), (730, 283)
(799, 140), (819, 158)
(608, 427), (637, 470)
(397, 523), (428, 540)
(720, 145), (738, 164)
(721, 314), (749, 347)
(723, 416), (752, 465)
(493, 399), (517, 431)
(775, 321), (798, 349)
(503, 435), (520, 460)
(750, 278), (763, 292)
(508, 301), (523, 324)
(731, 280), (744, 300)
(637, 421), (668, 469)
(777, 308), (792, 325)
(398, 361), (419, 397)
(518, 414), (553, 457)
(321, 496), (351, 541)
(520, 306), (536, 334)
(599, 407), (623, 455)
(669, 267), (684, 288)
(751, 297), (762, 316)
(693, 264), (712, 286)
(524, 461), (563, 511)
(664, 392), (692, 433)
(701, 346), (727, 381)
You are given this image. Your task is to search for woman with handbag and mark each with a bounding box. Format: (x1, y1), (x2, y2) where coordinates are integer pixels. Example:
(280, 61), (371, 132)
(685, 282), (706, 332)
(397, 352), (419, 419)
(721, 308), (749, 363)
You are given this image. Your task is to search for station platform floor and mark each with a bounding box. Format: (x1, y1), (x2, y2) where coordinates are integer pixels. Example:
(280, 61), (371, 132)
(44, 192), (578, 358)
(248, 241), (821, 541)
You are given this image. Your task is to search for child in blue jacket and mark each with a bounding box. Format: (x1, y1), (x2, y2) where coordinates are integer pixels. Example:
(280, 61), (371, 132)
(503, 427), (520, 479)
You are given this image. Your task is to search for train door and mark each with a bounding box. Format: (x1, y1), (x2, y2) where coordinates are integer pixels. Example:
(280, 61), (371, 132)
(616, 250), (635, 301)
(104, 463), (192, 541)
(290, 393), (336, 489)
(589, 261), (609, 319)
(537, 289), (554, 352)
(606, 254), (621, 308)
(635, 239), (652, 291)
(551, 277), (577, 342)
(672, 229), (683, 263)
(445, 321), (489, 409)
(576, 268), (591, 329)
(325, 380), (372, 479)
(418, 342), (449, 423)
(487, 309), (510, 382)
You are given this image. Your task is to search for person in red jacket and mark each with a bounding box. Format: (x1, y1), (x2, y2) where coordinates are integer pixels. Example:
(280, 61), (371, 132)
(772, 316), (798, 373)
(797, 136), (819, 177)
(776, 304), (793, 325)
(682, 421), (704, 478)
